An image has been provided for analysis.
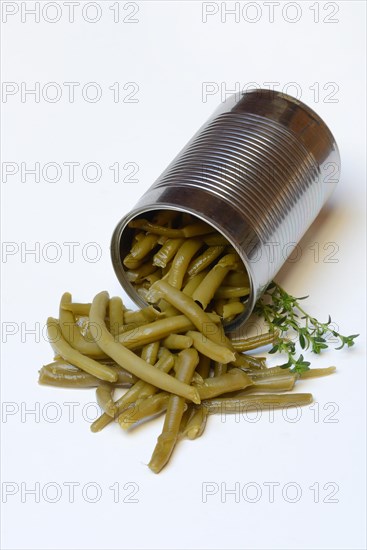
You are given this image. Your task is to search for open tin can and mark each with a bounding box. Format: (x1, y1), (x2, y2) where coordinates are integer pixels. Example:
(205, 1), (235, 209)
(111, 89), (340, 336)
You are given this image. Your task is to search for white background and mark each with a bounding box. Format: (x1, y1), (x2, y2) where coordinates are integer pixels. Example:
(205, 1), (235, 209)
(1, 1), (366, 549)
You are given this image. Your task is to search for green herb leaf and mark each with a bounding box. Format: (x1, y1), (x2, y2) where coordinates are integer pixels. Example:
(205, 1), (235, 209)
(254, 282), (359, 370)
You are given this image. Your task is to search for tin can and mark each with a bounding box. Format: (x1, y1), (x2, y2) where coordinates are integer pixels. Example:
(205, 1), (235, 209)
(111, 89), (340, 334)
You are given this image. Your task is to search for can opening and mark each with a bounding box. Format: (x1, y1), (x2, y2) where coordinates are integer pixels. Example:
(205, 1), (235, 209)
(111, 207), (256, 335)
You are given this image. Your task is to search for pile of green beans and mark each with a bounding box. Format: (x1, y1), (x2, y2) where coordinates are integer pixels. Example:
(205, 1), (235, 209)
(125, 211), (250, 323)
(39, 210), (336, 473)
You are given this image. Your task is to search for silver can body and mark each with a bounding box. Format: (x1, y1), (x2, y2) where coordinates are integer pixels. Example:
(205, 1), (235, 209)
(111, 90), (340, 335)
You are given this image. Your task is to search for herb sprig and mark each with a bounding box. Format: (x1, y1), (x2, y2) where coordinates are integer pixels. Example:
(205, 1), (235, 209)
(255, 282), (359, 374)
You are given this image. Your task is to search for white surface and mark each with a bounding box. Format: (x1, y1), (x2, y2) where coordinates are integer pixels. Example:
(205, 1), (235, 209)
(1, 2), (366, 549)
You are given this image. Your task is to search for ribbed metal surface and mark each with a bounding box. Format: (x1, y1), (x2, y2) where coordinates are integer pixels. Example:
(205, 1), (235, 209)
(154, 112), (321, 271)
(111, 90), (340, 335)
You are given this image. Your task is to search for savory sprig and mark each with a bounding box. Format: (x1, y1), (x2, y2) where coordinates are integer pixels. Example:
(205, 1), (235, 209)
(255, 282), (359, 374)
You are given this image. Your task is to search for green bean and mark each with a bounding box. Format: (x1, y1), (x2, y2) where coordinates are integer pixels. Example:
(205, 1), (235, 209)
(59, 293), (106, 358)
(156, 294), (188, 319)
(224, 245), (240, 257)
(144, 271), (162, 286)
(109, 297), (124, 337)
(137, 286), (150, 301)
(214, 286), (250, 299)
(192, 254), (239, 309)
(181, 406), (208, 440)
(91, 349), (175, 432)
(242, 376), (296, 393)
(187, 246), (225, 277)
(141, 282), (156, 293)
(47, 318), (118, 383)
(39, 361), (136, 388)
(213, 343), (228, 379)
(118, 315), (194, 349)
(203, 393), (313, 414)
(131, 234), (158, 258)
(195, 368), (252, 400)
(61, 302), (91, 316)
(121, 255), (146, 270)
(118, 346), (175, 428)
(96, 383), (117, 417)
(133, 231), (146, 242)
(182, 270), (208, 296)
(76, 315), (94, 339)
(140, 342), (160, 365)
(124, 306), (162, 325)
(196, 354), (211, 379)
(159, 302), (180, 317)
(222, 301), (245, 319)
(248, 366), (289, 380)
(44, 361), (85, 374)
(162, 334), (193, 350)
(167, 239), (202, 289)
(213, 362), (227, 377)
(118, 393), (170, 429)
(214, 299), (225, 316)
(247, 370), (296, 383)
(108, 365), (138, 385)
(232, 353), (267, 370)
(128, 219), (213, 238)
(191, 372), (204, 385)
(89, 291), (200, 403)
(298, 367), (336, 379)
(230, 331), (279, 352)
(157, 346), (168, 359)
(152, 210), (179, 226)
(223, 271), (249, 288)
(157, 235), (168, 245)
(161, 263), (172, 276)
(203, 234), (229, 246)
(149, 349), (199, 473)
(178, 405), (194, 438)
(207, 312), (222, 323)
(153, 239), (184, 268)
(187, 331), (236, 364)
(147, 280), (229, 347)
(118, 319), (151, 335)
(126, 262), (157, 283)
(38, 362), (100, 388)
(124, 235), (158, 268)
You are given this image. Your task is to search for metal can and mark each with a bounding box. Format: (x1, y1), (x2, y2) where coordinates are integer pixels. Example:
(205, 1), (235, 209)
(111, 89), (340, 334)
